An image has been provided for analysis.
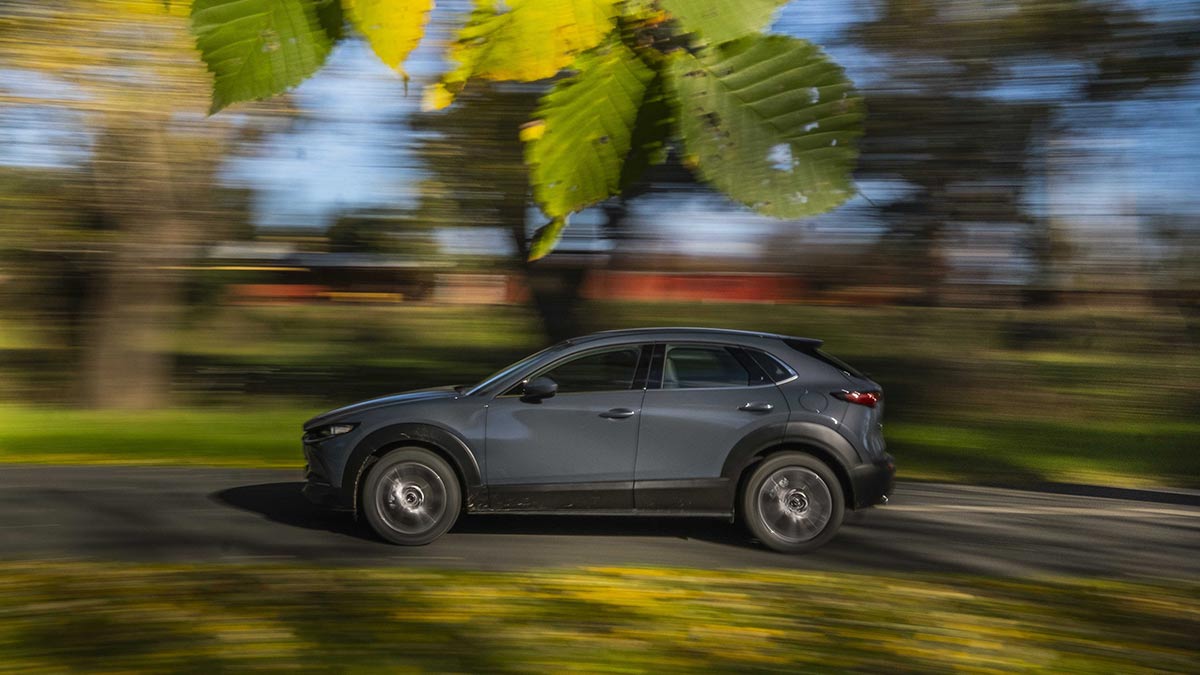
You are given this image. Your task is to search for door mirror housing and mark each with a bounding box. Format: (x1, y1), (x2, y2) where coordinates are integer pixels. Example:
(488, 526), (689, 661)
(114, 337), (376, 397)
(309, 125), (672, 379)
(521, 376), (558, 402)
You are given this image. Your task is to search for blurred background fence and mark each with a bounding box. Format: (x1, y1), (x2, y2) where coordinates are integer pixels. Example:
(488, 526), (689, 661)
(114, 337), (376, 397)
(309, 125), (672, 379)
(1, 0), (1198, 486)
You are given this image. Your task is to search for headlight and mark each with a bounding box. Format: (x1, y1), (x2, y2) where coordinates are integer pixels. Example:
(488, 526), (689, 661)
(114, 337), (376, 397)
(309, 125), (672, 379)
(305, 423), (358, 442)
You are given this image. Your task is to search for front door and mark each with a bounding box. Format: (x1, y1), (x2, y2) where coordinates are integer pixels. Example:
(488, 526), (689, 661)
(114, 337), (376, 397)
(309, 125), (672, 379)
(485, 345), (646, 510)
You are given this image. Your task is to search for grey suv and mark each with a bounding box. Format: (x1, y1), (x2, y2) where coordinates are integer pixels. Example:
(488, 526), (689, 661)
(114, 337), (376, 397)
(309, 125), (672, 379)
(302, 327), (894, 553)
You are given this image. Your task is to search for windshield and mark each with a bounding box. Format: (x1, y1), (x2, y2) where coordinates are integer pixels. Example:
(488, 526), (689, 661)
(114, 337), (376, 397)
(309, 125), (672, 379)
(465, 342), (569, 396)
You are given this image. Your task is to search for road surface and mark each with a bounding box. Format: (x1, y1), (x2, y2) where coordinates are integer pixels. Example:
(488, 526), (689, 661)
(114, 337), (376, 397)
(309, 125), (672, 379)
(1, 465), (1196, 577)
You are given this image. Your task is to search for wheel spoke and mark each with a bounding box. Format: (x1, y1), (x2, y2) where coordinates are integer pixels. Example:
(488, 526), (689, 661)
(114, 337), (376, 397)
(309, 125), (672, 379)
(375, 460), (448, 535)
(756, 466), (832, 544)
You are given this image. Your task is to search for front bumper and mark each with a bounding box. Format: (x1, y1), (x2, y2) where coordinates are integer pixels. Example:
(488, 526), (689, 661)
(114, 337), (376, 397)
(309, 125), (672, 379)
(302, 441), (352, 510)
(301, 477), (351, 510)
(848, 454), (895, 509)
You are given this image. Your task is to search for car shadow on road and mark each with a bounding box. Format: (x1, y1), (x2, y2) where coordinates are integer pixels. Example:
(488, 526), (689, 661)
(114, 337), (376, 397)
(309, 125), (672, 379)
(212, 482), (758, 549)
(212, 482), (375, 541)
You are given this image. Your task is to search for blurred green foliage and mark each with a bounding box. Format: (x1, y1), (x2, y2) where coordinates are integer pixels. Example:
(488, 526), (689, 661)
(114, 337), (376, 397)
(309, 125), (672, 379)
(2, 301), (1197, 487)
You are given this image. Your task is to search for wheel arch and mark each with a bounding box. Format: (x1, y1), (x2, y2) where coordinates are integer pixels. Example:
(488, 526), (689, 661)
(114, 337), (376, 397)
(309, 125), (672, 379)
(343, 423), (483, 515)
(722, 421), (858, 513)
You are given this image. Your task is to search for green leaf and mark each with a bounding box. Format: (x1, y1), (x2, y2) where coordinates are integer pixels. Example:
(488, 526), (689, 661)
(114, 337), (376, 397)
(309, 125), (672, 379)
(670, 35), (864, 219)
(425, 0), (618, 110)
(619, 67), (672, 190)
(528, 217), (567, 261)
(191, 0), (336, 113)
(317, 0), (345, 42)
(346, 0), (432, 77)
(659, 0), (788, 45)
(525, 40), (656, 221)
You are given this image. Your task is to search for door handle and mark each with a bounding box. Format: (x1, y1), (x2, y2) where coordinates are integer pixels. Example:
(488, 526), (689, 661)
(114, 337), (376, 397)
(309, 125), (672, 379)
(599, 408), (637, 419)
(739, 402), (774, 413)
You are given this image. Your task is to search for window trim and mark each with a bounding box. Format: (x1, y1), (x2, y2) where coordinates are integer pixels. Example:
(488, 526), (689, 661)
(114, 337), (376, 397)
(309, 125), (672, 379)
(744, 348), (798, 385)
(651, 342), (785, 392)
(497, 343), (648, 397)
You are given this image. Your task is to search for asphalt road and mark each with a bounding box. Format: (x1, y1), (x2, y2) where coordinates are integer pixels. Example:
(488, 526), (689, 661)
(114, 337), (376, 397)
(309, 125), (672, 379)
(1, 465), (1197, 577)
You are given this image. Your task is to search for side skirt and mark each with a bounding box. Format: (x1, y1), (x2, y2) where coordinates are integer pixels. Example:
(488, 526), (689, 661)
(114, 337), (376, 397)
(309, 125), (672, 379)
(486, 481), (633, 511)
(466, 508), (733, 519)
(473, 478), (735, 521)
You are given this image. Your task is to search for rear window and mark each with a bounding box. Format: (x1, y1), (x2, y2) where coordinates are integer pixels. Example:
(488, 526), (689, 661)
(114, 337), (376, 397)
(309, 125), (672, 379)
(784, 339), (867, 378)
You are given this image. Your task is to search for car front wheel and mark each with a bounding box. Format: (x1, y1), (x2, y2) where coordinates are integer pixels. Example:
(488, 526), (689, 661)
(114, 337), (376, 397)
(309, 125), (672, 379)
(742, 452), (845, 553)
(362, 447), (461, 546)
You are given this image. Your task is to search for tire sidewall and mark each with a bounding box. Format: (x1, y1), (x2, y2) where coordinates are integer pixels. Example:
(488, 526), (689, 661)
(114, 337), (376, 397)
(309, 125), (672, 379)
(742, 452), (845, 553)
(363, 447), (462, 546)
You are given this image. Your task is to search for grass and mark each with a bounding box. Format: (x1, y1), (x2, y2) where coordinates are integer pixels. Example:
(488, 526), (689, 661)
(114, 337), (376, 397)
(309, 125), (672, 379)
(0, 563), (1196, 672)
(888, 417), (1200, 488)
(2, 404), (1197, 488)
(0, 405), (314, 468)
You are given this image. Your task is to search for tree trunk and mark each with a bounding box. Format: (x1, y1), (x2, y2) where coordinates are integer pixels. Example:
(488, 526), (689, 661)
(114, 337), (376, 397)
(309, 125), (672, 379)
(81, 120), (189, 409)
(506, 213), (586, 344)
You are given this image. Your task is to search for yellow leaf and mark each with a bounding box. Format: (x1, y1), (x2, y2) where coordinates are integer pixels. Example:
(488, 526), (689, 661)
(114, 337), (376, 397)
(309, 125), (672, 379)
(436, 0), (617, 107)
(113, 0), (191, 17)
(421, 82), (454, 111)
(347, 0), (433, 75)
(519, 120), (546, 142)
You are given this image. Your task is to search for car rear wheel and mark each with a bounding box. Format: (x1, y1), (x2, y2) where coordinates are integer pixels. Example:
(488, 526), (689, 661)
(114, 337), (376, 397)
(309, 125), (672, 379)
(363, 447), (461, 546)
(742, 452), (844, 553)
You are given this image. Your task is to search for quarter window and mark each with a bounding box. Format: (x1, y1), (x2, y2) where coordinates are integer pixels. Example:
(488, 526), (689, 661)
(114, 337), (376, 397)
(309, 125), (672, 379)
(663, 345), (757, 389)
(746, 350), (795, 383)
(535, 347), (642, 394)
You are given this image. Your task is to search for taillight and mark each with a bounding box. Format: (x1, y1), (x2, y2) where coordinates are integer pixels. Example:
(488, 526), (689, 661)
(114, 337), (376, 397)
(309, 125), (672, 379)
(832, 390), (881, 408)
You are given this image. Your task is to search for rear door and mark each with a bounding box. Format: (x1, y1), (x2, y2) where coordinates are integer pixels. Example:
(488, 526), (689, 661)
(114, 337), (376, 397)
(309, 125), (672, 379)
(634, 343), (789, 511)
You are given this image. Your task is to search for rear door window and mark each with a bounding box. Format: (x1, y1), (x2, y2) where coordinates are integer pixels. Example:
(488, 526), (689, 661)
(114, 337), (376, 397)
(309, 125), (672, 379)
(662, 345), (758, 389)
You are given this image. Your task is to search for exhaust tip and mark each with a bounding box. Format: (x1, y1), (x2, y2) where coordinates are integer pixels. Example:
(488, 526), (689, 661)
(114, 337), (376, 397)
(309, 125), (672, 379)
(880, 494), (889, 506)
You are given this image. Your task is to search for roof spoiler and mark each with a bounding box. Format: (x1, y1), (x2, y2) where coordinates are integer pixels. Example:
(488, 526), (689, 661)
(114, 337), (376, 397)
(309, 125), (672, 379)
(782, 336), (823, 349)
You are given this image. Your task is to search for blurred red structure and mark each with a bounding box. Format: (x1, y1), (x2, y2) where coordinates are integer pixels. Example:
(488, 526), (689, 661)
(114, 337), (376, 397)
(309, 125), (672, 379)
(582, 271), (801, 303)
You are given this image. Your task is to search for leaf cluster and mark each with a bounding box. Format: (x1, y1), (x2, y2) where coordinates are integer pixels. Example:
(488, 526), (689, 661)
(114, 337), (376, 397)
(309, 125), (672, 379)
(188, 0), (864, 258)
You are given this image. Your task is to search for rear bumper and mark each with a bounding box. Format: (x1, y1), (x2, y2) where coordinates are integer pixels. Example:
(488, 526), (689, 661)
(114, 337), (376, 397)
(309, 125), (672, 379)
(849, 455), (895, 509)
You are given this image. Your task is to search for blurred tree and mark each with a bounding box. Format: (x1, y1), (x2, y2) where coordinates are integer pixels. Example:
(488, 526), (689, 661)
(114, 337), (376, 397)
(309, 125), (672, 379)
(327, 210), (435, 256)
(856, 95), (1048, 304)
(408, 85), (590, 341)
(409, 86), (538, 260)
(0, 167), (93, 352)
(846, 0), (1200, 305)
(853, 0), (1200, 101)
(188, 0), (866, 258)
(408, 84), (708, 341)
(1148, 213), (1200, 341)
(0, 1), (258, 407)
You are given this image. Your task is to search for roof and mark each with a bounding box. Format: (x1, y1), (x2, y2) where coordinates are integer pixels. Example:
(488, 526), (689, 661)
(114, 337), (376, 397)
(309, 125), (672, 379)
(569, 327), (822, 347)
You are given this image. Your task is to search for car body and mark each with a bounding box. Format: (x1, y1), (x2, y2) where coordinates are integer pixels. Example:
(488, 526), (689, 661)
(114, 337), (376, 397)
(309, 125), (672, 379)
(301, 327), (894, 552)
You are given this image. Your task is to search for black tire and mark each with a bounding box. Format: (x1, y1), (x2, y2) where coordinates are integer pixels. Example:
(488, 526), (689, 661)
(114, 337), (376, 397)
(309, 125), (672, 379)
(741, 452), (845, 553)
(362, 447), (461, 546)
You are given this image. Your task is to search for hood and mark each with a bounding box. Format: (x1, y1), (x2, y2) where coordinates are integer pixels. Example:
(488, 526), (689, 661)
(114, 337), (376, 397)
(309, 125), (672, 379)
(303, 387), (458, 430)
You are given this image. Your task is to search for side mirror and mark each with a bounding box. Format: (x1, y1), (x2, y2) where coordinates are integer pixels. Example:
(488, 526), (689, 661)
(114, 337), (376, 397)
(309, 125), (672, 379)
(521, 376), (558, 402)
